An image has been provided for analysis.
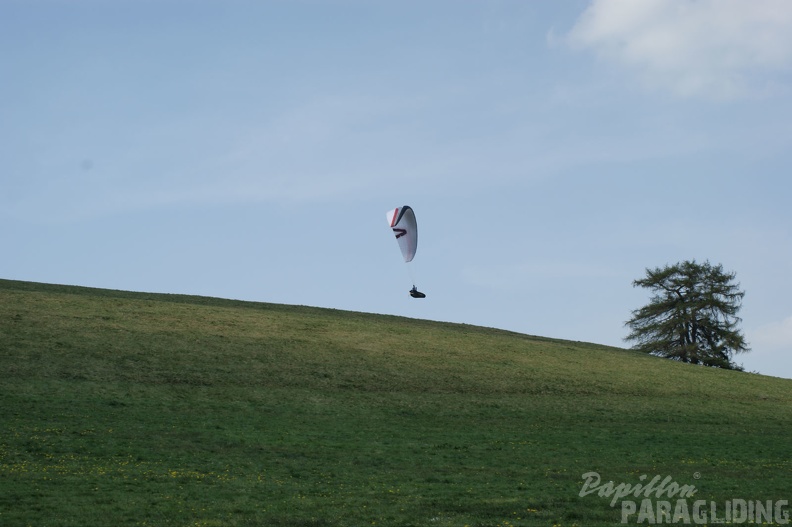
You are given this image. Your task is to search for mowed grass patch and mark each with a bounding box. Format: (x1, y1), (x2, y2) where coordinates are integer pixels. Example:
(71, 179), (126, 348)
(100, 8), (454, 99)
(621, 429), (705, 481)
(1, 279), (791, 526)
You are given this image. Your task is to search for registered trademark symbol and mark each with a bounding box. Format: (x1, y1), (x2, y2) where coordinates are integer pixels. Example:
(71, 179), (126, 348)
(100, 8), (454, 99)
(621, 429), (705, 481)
(693, 472), (701, 480)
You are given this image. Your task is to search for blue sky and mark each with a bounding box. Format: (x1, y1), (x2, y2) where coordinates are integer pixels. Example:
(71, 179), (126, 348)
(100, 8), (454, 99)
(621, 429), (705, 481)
(3, 0), (792, 378)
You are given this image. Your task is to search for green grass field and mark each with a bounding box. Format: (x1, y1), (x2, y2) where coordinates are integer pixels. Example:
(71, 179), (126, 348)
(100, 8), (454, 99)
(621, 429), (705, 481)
(1, 279), (791, 526)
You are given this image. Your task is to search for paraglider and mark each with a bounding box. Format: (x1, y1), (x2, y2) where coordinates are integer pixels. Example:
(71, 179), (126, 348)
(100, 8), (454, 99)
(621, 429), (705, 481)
(409, 286), (426, 299)
(386, 205), (426, 298)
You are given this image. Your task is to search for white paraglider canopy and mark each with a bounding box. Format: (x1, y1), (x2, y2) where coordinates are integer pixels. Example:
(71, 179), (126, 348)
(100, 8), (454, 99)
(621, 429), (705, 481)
(386, 206), (417, 263)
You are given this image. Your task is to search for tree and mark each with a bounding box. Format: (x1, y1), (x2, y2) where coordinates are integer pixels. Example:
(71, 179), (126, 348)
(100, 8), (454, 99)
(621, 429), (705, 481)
(625, 260), (749, 370)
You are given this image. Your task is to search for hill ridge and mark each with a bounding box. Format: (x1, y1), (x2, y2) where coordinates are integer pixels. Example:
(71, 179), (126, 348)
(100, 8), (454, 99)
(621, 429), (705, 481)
(1, 278), (791, 526)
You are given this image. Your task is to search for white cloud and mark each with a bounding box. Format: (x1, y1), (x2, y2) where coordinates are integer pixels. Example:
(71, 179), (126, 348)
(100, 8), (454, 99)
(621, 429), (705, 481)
(566, 0), (792, 99)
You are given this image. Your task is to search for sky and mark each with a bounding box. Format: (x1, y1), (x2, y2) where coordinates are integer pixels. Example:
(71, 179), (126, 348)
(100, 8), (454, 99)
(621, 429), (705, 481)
(2, 0), (792, 378)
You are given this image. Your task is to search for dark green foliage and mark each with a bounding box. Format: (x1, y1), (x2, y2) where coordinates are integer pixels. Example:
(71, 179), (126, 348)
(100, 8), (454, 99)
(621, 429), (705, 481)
(625, 260), (749, 369)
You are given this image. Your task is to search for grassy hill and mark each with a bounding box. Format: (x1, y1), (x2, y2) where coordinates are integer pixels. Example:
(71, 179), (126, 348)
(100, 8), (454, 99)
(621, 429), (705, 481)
(1, 279), (791, 527)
